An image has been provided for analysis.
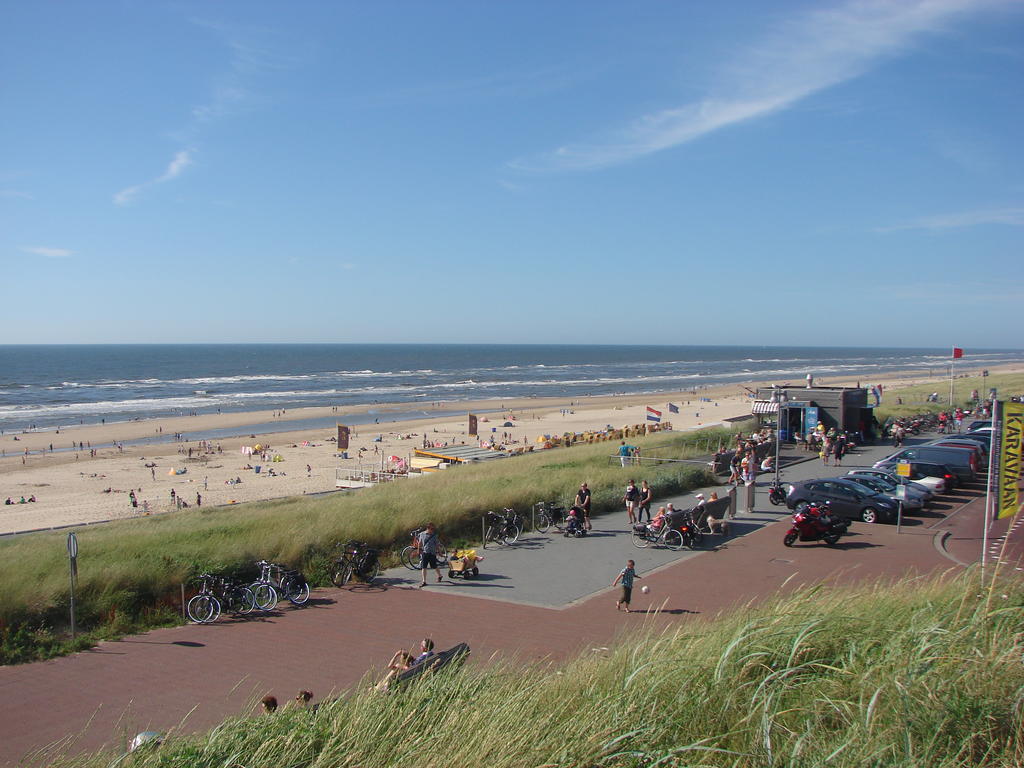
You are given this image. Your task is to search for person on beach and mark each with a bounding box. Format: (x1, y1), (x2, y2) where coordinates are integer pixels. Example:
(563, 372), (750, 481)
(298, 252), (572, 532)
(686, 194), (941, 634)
(417, 522), (444, 587)
(613, 559), (641, 612)
(623, 480), (640, 524)
(574, 482), (592, 530)
(638, 480), (653, 522)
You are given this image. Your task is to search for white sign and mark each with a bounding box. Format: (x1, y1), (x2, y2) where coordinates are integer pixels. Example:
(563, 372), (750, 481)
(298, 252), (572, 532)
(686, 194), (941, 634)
(67, 532), (78, 559)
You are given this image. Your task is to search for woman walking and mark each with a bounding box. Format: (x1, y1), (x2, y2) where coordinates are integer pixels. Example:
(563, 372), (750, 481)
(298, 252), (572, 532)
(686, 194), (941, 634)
(623, 480), (640, 524)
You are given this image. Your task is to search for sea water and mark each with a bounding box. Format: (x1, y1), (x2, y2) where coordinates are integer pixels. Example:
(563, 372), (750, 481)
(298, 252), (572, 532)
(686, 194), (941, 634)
(1, 344), (1019, 432)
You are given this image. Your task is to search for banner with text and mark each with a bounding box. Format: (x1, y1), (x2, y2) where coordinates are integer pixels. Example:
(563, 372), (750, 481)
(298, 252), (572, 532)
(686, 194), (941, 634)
(337, 425), (350, 450)
(468, 414), (478, 436)
(997, 401), (1024, 519)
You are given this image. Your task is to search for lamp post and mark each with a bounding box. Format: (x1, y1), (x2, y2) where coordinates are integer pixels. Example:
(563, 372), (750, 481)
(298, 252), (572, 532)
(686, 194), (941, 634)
(771, 388), (788, 486)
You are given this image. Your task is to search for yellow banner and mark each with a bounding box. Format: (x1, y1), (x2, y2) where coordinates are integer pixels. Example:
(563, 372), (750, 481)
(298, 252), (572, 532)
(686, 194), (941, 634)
(997, 402), (1024, 519)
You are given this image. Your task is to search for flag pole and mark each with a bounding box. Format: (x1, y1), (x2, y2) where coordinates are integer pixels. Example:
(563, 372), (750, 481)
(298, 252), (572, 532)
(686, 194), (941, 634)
(981, 399), (999, 577)
(948, 348), (955, 407)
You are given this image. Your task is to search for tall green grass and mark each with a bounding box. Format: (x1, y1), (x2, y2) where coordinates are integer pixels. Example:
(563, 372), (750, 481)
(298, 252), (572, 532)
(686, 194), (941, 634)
(47, 570), (1024, 768)
(0, 428), (725, 664)
(876, 371), (1024, 422)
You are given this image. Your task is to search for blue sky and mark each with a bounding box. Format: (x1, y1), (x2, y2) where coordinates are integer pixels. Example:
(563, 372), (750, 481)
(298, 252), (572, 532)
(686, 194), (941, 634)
(2, 0), (1022, 346)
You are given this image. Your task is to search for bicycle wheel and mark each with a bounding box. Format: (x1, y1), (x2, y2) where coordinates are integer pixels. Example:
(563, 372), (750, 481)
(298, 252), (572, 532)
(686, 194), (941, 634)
(664, 529), (684, 551)
(535, 512), (551, 533)
(630, 529), (651, 548)
(401, 546), (419, 570)
(187, 594), (216, 624)
(252, 583), (278, 611)
(483, 526), (497, 549)
(504, 523), (521, 544)
(437, 541), (447, 560)
(237, 586), (257, 614)
(288, 581), (310, 605)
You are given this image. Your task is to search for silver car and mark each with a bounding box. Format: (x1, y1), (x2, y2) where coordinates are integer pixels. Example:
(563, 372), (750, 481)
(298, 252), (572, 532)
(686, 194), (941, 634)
(845, 471), (929, 509)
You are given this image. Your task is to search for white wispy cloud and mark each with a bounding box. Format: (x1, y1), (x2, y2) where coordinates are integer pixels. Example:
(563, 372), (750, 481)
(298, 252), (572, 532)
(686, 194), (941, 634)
(21, 246), (73, 258)
(876, 206), (1024, 232)
(114, 149), (194, 206)
(510, 0), (1012, 172)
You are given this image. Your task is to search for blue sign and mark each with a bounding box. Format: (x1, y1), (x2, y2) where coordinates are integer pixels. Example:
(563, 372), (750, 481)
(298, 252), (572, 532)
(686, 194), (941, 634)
(804, 406), (819, 434)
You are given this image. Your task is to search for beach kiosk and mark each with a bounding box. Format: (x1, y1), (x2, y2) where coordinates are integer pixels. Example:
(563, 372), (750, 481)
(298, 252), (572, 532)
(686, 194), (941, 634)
(751, 385), (874, 442)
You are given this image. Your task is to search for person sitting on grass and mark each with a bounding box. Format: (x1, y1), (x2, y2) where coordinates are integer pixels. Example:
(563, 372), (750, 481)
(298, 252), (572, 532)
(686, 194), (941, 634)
(260, 695), (277, 714)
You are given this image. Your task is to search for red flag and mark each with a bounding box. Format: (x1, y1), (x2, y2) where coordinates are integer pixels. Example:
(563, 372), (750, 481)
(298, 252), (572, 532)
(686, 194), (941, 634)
(952, 347), (964, 359)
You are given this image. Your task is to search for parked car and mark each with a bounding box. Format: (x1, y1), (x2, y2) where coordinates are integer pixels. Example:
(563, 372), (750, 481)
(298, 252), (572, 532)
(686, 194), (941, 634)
(874, 446), (976, 483)
(786, 478), (899, 523)
(841, 472), (927, 509)
(894, 461), (959, 491)
(967, 420), (991, 432)
(846, 468), (938, 498)
(926, 438), (987, 468)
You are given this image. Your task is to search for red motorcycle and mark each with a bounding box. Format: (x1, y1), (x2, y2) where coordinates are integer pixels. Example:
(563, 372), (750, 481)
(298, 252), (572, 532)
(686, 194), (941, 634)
(783, 502), (849, 547)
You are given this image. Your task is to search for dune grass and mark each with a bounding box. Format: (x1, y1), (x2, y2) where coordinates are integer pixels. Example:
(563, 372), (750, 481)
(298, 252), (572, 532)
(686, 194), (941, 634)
(0, 427), (727, 664)
(46, 569), (1024, 768)
(875, 370), (1023, 423)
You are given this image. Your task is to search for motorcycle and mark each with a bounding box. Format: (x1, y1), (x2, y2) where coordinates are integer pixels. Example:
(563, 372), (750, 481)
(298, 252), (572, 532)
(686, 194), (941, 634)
(783, 503), (850, 547)
(768, 480), (788, 506)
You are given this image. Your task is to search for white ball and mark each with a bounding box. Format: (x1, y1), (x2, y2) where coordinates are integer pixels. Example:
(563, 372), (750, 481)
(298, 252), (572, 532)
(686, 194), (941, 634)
(641, 585), (650, 594)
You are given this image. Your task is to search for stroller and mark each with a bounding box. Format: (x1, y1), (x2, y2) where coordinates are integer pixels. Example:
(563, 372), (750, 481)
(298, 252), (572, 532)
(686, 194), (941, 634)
(563, 506), (587, 538)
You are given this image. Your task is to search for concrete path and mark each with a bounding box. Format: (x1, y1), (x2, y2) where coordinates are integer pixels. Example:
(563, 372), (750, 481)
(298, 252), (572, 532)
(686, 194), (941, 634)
(0, 436), (992, 766)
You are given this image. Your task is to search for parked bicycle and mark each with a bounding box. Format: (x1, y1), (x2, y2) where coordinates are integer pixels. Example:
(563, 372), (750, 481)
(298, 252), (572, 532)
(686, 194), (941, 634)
(533, 501), (568, 533)
(483, 508), (522, 548)
(331, 540), (381, 586)
(253, 561), (310, 607)
(186, 573), (220, 623)
(187, 574), (256, 623)
(250, 560), (280, 610)
(401, 527), (448, 570)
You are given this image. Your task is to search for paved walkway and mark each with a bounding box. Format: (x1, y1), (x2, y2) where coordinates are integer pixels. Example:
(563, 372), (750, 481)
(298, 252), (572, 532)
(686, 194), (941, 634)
(0, 440), (992, 765)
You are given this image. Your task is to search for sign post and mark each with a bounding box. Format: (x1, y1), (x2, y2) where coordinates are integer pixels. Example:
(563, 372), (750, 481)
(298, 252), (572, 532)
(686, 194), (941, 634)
(67, 532), (78, 639)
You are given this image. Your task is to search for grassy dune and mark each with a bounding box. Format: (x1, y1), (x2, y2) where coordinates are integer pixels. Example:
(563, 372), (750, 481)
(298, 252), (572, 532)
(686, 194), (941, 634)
(876, 371), (1023, 422)
(48, 570), (1024, 768)
(0, 428), (724, 663)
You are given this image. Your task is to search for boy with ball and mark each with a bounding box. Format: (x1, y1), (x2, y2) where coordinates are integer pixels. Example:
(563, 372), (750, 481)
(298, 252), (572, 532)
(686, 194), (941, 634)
(613, 559), (643, 612)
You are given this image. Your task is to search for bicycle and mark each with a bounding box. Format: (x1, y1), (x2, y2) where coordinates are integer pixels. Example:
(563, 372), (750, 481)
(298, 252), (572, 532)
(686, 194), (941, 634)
(483, 508), (522, 548)
(213, 576), (257, 616)
(401, 527), (448, 570)
(630, 521), (684, 551)
(266, 562), (310, 606)
(331, 540), (381, 586)
(186, 573), (221, 623)
(250, 560), (280, 611)
(533, 501), (567, 534)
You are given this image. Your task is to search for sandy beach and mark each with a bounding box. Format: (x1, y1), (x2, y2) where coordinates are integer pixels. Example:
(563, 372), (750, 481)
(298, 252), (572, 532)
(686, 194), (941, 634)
(0, 365), (1014, 535)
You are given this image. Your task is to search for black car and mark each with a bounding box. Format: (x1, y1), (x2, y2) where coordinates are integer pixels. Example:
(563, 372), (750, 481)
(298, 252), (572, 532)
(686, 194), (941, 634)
(786, 478), (899, 524)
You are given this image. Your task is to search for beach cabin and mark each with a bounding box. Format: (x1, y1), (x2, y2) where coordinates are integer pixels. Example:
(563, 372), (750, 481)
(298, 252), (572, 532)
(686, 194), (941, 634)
(751, 385), (874, 441)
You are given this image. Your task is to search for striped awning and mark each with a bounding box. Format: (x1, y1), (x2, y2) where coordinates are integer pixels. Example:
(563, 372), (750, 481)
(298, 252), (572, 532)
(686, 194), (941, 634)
(751, 400), (779, 414)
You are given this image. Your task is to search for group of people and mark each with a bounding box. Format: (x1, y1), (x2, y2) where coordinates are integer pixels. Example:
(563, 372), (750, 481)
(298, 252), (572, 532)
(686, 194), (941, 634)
(4, 495), (36, 505)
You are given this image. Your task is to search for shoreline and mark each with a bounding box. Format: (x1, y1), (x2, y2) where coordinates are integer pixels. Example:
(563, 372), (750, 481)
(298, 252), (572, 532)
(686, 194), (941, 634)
(0, 364), (1017, 536)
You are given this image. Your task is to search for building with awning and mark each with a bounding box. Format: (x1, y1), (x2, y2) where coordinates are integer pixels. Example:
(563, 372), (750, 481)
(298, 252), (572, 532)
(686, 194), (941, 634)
(753, 385), (876, 441)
